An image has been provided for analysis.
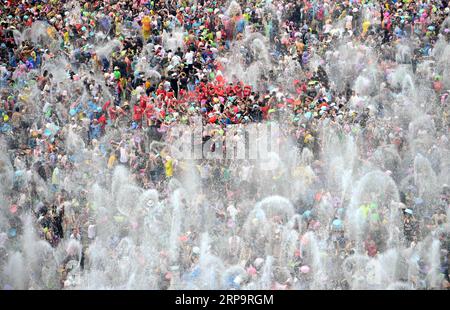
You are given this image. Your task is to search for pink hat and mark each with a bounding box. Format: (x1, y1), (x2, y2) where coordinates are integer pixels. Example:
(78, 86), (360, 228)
(300, 265), (310, 274)
(9, 205), (18, 214)
(247, 265), (257, 276)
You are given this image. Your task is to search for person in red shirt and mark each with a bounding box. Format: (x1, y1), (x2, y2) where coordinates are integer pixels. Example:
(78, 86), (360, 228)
(133, 104), (144, 122)
(144, 103), (154, 120)
(243, 85), (252, 97)
(104, 100), (125, 122)
(226, 83), (235, 97)
(139, 95), (148, 109)
(155, 84), (166, 98)
(166, 90), (175, 99)
(102, 100), (112, 112)
(215, 84), (225, 97)
(260, 96), (271, 119)
(234, 83), (243, 98)
(207, 83), (216, 98)
(98, 113), (107, 128)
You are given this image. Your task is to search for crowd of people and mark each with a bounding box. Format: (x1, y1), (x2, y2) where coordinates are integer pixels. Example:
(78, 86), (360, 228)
(0, 0), (449, 289)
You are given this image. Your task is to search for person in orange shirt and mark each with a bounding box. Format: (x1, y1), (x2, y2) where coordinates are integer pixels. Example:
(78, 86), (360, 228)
(142, 15), (151, 42)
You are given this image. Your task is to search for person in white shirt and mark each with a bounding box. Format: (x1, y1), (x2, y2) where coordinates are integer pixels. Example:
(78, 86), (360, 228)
(163, 79), (171, 92)
(171, 54), (181, 67)
(185, 49), (195, 73)
(119, 141), (129, 164)
(185, 50), (194, 65)
(70, 227), (81, 241)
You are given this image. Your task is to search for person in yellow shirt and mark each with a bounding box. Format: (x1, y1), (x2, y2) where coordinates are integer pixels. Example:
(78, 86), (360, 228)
(142, 15), (152, 42)
(107, 152), (117, 169)
(164, 156), (173, 178)
(296, 40), (305, 55)
(47, 26), (57, 40)
(145, 80), (151, 90)
(362, 20), (371, 36)
(304, 132), (314, 144)
(63, 31), (70, 44)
